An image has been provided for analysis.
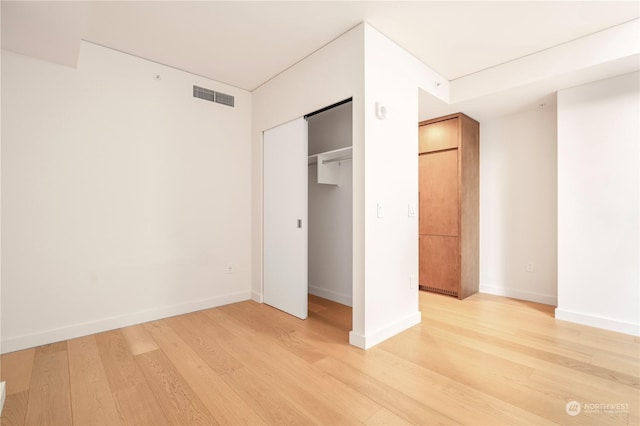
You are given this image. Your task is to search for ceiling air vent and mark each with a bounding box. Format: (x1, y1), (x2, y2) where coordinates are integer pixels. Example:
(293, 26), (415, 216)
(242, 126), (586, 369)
(193, 85), (234, 108)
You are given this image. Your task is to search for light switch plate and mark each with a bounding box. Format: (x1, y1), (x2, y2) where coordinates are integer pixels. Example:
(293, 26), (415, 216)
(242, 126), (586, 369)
(377, 203), (384, 218)
(408, 204), (416, 217)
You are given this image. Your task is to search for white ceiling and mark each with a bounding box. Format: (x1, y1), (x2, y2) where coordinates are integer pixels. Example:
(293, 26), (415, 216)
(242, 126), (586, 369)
(2, 1), (639, 118)
(84, 1), (640, 90)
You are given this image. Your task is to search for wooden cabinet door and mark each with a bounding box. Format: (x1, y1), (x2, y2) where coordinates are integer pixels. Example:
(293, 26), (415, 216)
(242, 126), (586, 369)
(418, 113), (479, 299)
(419, 149), (459, 236)
(419, 117), (459, 153)
(419, 235), (460, 296)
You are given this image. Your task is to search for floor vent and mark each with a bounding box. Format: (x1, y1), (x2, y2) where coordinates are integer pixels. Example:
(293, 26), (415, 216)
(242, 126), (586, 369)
(419, 285), (458, 298)
(193, 85), (234, 108)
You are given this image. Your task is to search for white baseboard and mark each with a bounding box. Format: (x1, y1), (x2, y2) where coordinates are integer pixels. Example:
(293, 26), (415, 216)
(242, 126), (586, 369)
(309, 285), (352, 307)
(1, 290), (251, 354)
(480, 284), (557, 306)
(555, 308), (640, 336)
(1, 381), (6, 416)
(348, 330), (367, 349)
(251, 289), (263, 303)
(349, 311), (421, 349)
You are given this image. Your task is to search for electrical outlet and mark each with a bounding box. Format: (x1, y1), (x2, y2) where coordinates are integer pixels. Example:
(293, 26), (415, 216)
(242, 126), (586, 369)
(526, 262), (534, 273)
(227, 264), (234, 274)
(377, 203), (384, 218)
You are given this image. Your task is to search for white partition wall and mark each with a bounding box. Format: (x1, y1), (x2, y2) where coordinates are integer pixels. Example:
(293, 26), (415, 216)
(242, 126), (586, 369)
(253, 23), (449, 349)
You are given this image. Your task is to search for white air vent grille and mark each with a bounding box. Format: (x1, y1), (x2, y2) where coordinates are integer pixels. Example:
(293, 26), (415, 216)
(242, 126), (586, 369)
(193, 85), (234, 108)
(215, 91), (234, 107)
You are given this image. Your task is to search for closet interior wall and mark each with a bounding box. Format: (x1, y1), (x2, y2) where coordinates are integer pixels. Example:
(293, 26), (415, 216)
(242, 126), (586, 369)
(307, 102), (353, 306)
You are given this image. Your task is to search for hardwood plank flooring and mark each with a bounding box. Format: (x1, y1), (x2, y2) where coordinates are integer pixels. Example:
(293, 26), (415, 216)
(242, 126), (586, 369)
(163, 312), (244, 375)
(0, 391), (29, 426)
(143, 319), (263, 425)
(120, 324), (159, 356)
(1, 292), (638, 425)
(94, 330), (147, 392)
(67, 336), (120, 426)
(111, 383), (168, 426)
(135, 349), (218, 425)
(0, 348), (35, 396)
(94, 329), (168, 425)
(23, 344), (72, 425)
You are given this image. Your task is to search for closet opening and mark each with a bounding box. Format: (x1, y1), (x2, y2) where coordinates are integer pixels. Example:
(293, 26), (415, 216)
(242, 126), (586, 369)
(307, 98), (353, 334)
(262, 98), (353, 339)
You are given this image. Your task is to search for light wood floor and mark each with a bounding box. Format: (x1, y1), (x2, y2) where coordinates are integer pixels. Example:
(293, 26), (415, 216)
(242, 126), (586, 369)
(1, 292), (638, 425)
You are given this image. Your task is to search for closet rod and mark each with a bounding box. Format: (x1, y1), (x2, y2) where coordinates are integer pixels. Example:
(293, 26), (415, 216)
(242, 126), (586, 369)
(322, 155), (352, 164)
(304, 97), (352, 120)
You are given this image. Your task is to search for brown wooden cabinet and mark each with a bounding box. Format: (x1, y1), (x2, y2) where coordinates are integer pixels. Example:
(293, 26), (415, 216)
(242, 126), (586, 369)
(418, 113), (479, 299)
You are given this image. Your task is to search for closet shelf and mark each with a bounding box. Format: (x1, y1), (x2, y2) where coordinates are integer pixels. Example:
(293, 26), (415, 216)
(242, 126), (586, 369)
(308, 146), (352, 165)
(308, 146), (352, 185)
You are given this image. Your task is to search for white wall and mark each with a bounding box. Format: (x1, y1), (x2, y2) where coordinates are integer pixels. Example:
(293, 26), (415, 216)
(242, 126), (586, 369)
(1, 42), (253, 353)
(308, 102), (353, 306)
(358, 25), (448, 348)
(557, 72), (639, 336)
(479, 106), (558, 305)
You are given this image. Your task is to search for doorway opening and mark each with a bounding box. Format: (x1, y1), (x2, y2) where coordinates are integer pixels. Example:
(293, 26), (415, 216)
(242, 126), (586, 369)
(262, 98), (353, 337)
(307, 99), (353, 334)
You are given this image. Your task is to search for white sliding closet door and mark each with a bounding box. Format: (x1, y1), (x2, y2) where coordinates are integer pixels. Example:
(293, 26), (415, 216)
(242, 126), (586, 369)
(263, 117), (308, 319)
